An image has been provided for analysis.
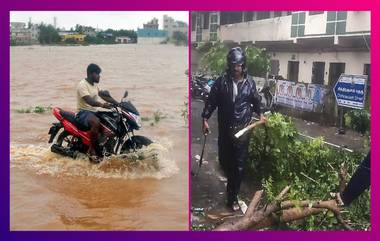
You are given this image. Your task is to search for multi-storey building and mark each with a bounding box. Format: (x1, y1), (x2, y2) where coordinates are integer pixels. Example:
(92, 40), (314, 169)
(192, 11), (370, 87)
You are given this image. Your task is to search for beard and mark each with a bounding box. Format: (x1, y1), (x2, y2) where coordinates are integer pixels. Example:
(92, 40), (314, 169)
(92, 76), (100, 83)
(233, 70), (243, 79)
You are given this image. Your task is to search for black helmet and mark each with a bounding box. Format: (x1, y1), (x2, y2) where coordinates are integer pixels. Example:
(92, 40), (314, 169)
(227, 47), (246, 66)
(226, 47), (247, 77)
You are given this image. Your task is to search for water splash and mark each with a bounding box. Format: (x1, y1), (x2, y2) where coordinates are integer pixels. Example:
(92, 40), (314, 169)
(10, 140), (178, 179)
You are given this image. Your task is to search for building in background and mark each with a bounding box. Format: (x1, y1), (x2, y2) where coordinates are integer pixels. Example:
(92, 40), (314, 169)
(115, 36), (133, 43)
(58, 31), (76, 37)
(137, 18), (168, 44)
(163, 15), (188, 38)
(10, 21), (40, 45)
(143, 18), (159, 30)
(82, 26), (97, 37)
(191, 11), (370, 87)
(61, 33), (86, 42)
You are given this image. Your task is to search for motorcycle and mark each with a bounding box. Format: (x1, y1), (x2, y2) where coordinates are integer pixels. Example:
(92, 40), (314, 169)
(257, 78), (276, 112)
(191, 72), (216, 101)
(48, 90), (152, 160)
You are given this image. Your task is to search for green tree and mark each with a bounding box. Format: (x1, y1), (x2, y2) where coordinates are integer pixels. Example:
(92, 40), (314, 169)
(200, 42), (229, 75)
(247, 112), (370, 230)
(172, 31), (188, 46)
(245, 47), (271, 77)
(116, 29), (137, 41)
(200, 42), (270, 76)
(84, 35), (103, 44)
(75, 24), (84, 34)
(38, 24), (61, 44)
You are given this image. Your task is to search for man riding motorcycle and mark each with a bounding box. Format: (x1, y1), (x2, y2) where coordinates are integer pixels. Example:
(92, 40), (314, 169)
(76, 63), (118, 162)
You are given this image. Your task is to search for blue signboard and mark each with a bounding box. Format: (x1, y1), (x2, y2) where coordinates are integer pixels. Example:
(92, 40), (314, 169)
(333, 74), (367, 109)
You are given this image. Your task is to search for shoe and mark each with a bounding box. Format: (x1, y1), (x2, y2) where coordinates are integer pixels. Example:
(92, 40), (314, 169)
(227, 200), (240, 212)
(231, 201), (240, 212)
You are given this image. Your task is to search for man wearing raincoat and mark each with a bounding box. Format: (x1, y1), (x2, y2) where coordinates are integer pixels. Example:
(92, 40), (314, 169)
(202, 47), (267, 211)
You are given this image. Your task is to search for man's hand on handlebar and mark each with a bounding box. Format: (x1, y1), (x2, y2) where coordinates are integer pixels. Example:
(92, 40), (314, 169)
(102, 102), (113, 109)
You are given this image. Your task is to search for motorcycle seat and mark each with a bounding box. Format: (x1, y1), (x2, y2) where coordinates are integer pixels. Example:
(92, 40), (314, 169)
(60, 109), (90, 131)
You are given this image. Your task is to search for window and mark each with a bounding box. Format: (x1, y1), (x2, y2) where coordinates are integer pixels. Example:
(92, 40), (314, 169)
(195, 13), (202, 42)
(309, 11), (324, 15)
(191, 14), (196, 31)
(219, 12), (243, 25)
(220, 12), (229, 25)
(328, 63), (345, 86)
(209, 12), (219, 41)
(220, 12), (243, 25)
(311, 62), (325, 85)
(244, 12), (254, 22)
(274, 11), (282, 18)
(326, 11), (347, 35)
(270, 60), (280, 76)
(203, 12), (209, 29)
(291, 12), (306, 37)
(230, 12), (243, 24)
(257, 11), (270, 20)
(287, 61), (299, 82)
(211, 13), (218, 23)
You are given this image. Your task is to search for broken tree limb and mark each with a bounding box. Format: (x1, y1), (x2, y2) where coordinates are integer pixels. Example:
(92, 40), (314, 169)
(339, 165), (348, 193)
(234, 119), (266, 139)
(245, 190), (264, 218)
(215, 186), (352, 231)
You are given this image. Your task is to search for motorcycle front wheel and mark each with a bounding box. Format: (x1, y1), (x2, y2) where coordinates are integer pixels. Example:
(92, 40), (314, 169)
(121, 135), (153, 153)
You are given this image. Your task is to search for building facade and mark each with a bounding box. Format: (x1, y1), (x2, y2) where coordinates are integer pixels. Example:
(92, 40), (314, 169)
(163, 15), (188, 38)
(115, 36), (133, 43)
(143, 18), (159, 30)
(137, 18), (168, 44)
(10, 22), (40, 45)
(61, 34), (86, 42)
(191, 11), (370, 87)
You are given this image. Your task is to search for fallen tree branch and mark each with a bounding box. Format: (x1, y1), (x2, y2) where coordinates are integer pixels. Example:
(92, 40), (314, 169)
(215, 186), (352, 231)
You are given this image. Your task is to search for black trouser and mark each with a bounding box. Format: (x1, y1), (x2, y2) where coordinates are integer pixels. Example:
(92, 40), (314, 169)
(341, 152), (370, 206)
(218, 129), (250, 204)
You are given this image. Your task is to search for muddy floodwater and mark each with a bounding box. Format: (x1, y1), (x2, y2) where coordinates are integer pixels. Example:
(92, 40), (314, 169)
(10, 44), (189, 230)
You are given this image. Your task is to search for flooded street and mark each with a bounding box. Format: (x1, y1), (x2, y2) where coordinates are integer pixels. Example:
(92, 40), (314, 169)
(10, 44), (189, 230)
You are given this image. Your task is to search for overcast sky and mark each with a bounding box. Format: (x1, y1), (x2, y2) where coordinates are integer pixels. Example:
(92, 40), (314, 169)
(10, 11), (188, 30)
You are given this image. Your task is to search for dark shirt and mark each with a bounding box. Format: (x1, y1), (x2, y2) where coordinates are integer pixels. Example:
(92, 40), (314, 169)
(202, 73), (261, 130)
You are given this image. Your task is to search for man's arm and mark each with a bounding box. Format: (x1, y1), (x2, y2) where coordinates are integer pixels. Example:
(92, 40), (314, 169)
(82, 95), (110, 108)
(99, 90), (119, 105)
(201, 77), (220, 134)
(201, 77), (220, 120)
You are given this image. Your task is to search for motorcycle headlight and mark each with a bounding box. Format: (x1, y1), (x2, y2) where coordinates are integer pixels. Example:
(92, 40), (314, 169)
(136, 116), (142, 128)
(130, 113), (142, 127)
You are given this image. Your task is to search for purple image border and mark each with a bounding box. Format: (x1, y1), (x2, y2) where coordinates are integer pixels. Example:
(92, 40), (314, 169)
(1, 0), (379, 240)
